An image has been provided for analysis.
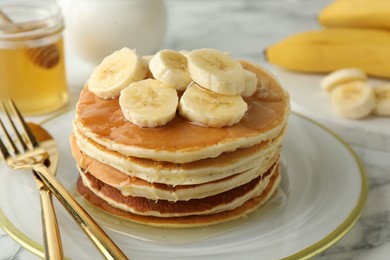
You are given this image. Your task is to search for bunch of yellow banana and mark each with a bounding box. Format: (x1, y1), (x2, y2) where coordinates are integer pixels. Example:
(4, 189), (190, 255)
(266, 28), (390, 78)
(318, 0), (390, 30)
(265, 0), (390, 79)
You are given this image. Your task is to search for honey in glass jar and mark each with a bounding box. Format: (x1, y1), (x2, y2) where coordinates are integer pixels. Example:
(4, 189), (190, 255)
(0, 1), (68, 115)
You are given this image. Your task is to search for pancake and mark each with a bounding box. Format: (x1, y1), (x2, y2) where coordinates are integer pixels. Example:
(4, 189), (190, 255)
(78, 162), (279, 217)
(75, 61), (290, 163)
(71, 127), (284, 185)
(71, 55), (290, 228)
(72, 134), (280, 200)
(77, 165), (281, 228)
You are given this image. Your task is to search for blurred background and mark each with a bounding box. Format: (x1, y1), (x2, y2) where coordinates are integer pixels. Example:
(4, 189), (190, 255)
(1, 0), (390, 259)
(61, 0), (329, 90)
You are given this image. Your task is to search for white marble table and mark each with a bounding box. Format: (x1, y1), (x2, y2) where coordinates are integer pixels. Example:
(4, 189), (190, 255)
(1, 0), (390, 259)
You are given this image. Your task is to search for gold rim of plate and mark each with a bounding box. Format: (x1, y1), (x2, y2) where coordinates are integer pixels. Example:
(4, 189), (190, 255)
(0, 110), (368, 260)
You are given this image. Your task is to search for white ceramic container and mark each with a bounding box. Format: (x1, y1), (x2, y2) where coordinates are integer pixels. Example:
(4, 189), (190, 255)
(59, 0), (166, 65)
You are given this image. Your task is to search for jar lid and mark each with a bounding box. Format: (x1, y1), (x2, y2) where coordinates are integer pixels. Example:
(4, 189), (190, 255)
(0, 2), (64, 48)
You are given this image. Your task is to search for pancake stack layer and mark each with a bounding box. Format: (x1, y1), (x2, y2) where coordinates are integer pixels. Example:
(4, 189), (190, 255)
(71, 49), (290, 228)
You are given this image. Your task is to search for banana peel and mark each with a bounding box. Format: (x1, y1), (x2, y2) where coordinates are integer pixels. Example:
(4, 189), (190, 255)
(265, 28), (390, 79)
(318, 0), (390, 30)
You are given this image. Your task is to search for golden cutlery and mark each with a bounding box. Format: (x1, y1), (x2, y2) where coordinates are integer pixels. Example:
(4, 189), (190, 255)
(0, 100), (127, 260)
(0, 103), (63, 259)
(31, 122), (64, 260)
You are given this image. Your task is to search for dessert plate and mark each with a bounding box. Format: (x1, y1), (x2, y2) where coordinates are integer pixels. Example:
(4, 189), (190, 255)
(0, 110), (367, 259)
(272, 68), (390, 152)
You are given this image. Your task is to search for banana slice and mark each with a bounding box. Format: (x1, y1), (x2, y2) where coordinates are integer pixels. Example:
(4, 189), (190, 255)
(178, 83), (248, 127)
(241, 70), (259, 97)
(142, 55), (155, 79)
(321, 68), (367, 93)
(188, 48), (245, 95)
(88, 48), (148, 99)
(119, 79), (179, 127)
(330, 81), (376, 119)
(373, 84), (390, 116)
(179, 50), (190, 57)
(149, 50), (192, 91)
(142, 55), (154, 63)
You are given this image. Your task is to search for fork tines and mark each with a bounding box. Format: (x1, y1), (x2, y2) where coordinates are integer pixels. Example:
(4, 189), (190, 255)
(0, 100), (39, 158)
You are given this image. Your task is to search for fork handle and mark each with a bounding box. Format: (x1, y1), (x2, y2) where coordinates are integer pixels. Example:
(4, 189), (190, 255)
(34, 173), (64, 260)
(33, 164), (128, 260)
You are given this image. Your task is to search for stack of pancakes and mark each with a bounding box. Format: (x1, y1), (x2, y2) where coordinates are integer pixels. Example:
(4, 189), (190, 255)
(71, 61), (290, 228)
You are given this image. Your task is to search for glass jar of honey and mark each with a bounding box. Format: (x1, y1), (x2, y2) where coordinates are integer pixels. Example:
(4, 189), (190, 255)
(0, 1), (68, 115)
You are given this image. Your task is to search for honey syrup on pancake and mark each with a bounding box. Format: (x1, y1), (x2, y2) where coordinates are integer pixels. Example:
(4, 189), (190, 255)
(76, 59), (289, 154)
(76, 84), (287, 152)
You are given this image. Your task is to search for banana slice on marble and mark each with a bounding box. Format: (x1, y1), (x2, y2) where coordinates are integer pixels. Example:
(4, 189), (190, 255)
(373, 84), (390, 116)
(321, 68), (367, 93)
(88, 47), (148, 99)
(241, 69), (259, 97)
(149, 50), (192, 91)
(187, 48), (245, 95)
(119, 79), (179, 127)
(178, 83), (248, 127)
(330, 81), (376, 119)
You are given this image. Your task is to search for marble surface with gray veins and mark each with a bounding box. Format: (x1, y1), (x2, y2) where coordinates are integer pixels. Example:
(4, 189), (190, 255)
(1, 0), (390, 259)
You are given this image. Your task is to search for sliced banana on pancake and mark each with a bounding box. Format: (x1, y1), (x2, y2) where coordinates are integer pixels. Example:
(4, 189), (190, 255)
(373, 84), (390, 116)
(88, 48), (148, 99)
(188, 48), (245, 95)
(330, 81), (376, 119)
(149, 50), (192, 91)
(241, 69), (259, 97)
(142, 54), (154, 63)
(179, 83), (247, 127)
(179, 50), (190, 57)
(119, 79), (179, 127)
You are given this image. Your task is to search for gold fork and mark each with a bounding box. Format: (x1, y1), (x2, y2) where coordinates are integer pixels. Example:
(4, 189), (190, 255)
(0, 100), (127, 260)
(0, 101), (63, 259)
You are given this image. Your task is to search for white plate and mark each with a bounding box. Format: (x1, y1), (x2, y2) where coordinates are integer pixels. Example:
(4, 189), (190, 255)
(0, 111), (367, 259)
(273, 68), (390, 152)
